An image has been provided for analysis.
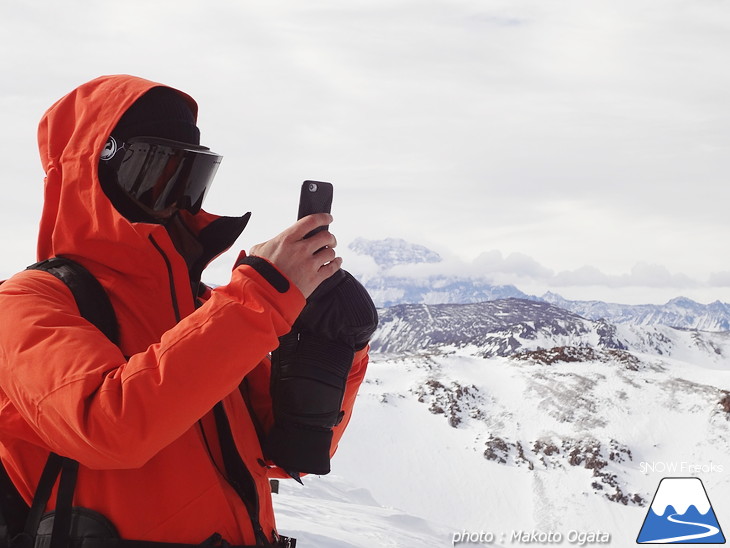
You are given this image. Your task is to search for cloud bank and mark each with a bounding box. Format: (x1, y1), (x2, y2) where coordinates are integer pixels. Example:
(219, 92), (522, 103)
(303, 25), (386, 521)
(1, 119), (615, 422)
(344, 242), (730, 305)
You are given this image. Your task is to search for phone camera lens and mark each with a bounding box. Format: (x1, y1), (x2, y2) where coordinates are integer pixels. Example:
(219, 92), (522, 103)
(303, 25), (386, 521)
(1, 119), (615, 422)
(308, 183), (318, 192)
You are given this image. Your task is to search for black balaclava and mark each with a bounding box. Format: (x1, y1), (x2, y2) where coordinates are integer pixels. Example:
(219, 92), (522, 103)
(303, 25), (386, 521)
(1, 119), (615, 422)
(98, 87), (201, 224)
(98, 87), (206, 291)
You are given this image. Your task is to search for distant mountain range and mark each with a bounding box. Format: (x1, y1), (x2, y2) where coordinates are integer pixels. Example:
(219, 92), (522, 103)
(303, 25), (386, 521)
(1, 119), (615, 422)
(542, 292), (730, 331)
(296, 238), (730, 541)
(372, 298), (623, 357)
(349, 237), (730, 331)
(348, 237), (535, 305)
(371, 298), (730, 363)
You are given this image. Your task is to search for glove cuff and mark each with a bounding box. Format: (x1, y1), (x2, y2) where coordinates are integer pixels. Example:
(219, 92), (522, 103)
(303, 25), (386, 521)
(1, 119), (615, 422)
(265, 422), (333, 476)
(297, 270), (378, 350)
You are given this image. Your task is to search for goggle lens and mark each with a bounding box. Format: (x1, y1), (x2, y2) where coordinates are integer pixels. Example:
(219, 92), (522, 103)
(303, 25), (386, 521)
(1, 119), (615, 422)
(102, 137), (222, 214)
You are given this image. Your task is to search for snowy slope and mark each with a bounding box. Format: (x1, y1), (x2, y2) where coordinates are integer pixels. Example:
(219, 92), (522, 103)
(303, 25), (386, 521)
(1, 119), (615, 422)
(275, 349), (729, 546)
(272, 475), (454, 547)
(272, 299), (730, 547)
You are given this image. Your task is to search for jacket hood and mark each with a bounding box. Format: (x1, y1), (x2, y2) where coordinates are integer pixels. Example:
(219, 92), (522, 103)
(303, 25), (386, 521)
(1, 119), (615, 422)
(36, 75), (201, 268)
(35, 75), (252, 351)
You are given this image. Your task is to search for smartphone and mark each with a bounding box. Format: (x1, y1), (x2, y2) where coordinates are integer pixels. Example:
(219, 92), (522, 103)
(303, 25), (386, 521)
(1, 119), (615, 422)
(298, 180), (333, 239)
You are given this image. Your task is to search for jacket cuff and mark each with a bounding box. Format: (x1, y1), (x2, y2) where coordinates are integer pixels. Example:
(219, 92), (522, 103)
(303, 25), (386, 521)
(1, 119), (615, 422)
(235, 255), (290, 293)
(218, 253), (305, 329)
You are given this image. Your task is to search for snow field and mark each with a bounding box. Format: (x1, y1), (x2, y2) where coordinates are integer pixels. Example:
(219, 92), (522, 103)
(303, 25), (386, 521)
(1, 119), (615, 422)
(275, 348), (730, 546)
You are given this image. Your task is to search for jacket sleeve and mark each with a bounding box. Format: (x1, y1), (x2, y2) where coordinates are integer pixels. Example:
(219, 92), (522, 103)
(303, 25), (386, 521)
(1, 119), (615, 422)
(0, 263), (305, 470)
(242, 346), (370, 478)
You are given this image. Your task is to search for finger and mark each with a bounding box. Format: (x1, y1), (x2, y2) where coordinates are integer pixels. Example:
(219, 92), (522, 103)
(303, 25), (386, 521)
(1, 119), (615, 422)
(293, 214), (334, 239)
(318, 256), (343, 274)
(313, 246), (337, 264)
(306, 229), (337, 252)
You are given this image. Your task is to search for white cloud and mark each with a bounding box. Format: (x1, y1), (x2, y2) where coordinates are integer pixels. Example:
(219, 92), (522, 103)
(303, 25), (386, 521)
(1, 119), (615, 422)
(708, 272), (730, 288)
(472, 250), (554, 279)
(551, 262), (698, 289)
(3, 0), (730, 305)
(345, 235), (730, 304)
(551, 265), (610, 287)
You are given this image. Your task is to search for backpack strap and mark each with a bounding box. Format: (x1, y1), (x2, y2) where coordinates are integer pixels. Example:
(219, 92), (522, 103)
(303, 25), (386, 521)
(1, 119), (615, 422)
(0, 469), (27, 548)
(27, 258), (119, 346)
(25, 258), (119, 548)
(0, 257), (119, 548)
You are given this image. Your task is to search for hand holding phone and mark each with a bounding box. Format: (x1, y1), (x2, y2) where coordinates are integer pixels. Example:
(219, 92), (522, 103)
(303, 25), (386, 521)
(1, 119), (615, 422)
(245, 180), (339, 298)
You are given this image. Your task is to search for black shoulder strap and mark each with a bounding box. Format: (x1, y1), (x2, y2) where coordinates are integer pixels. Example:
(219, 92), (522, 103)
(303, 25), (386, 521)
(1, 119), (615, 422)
(27, 257), (119, 346)
(0, 469), (28, 548)
(0, 257), (119, 548)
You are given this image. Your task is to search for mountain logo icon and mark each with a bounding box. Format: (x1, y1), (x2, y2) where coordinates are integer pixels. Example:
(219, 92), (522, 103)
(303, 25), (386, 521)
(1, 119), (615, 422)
(637, 477), (725, 544)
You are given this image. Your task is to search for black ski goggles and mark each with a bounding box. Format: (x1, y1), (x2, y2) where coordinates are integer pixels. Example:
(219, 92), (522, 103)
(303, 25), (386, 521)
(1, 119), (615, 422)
(99, 136), (222, 214)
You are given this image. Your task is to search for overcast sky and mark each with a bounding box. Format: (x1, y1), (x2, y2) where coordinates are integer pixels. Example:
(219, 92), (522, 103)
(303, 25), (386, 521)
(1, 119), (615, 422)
(2, 0), (730, 305)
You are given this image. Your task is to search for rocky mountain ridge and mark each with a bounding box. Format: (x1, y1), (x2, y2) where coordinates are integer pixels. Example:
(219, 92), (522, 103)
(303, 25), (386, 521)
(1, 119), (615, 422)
(371, 298), (730, 363)
(542, 292), (730, 331)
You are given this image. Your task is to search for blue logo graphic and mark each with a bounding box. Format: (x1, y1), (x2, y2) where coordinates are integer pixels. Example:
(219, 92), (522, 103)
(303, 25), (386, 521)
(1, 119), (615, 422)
(637, 477), (725, 544)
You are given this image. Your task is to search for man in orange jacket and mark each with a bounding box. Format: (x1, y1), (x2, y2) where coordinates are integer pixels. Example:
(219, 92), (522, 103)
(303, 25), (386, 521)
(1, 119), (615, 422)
(0, 75), (377, 547)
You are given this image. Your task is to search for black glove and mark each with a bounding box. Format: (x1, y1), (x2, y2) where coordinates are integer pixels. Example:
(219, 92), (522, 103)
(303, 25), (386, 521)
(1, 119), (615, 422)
(265, 270), (378, 476)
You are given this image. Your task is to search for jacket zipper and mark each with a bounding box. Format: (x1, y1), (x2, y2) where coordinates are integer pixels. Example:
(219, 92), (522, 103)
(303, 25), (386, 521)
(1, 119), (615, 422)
(213, 403), (270, 546)
(148, 235), (269, 545)
(197, 418), (269, 546)
(149, 235), (182, 322)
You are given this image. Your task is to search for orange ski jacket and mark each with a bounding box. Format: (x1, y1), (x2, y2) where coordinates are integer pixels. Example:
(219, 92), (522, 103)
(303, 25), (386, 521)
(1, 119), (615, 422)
(0, 75), (368, 545)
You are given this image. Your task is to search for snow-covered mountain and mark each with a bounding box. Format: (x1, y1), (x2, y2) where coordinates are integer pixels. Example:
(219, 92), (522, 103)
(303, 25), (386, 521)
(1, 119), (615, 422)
(348, 237), (532, 308)
(371, 298), (730, 363)
(362, 275), (528, 309)
(543, 292), (730, 332)
(349, 237), (442, 269)
(348, 238), (730, 331)
(371, 298), (626, 357)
